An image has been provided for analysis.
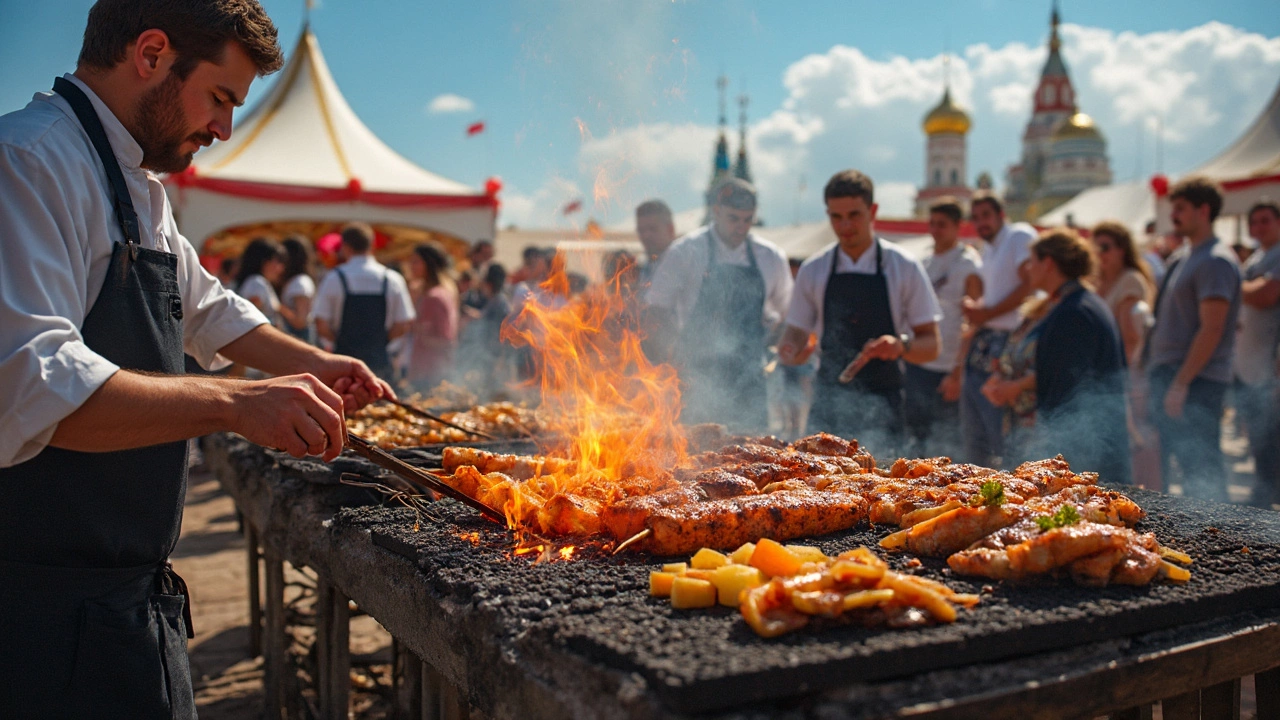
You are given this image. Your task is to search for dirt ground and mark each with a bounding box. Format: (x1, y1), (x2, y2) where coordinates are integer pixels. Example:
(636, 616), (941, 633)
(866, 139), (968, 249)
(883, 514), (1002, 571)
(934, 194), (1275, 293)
(174, 423), (1268, 719)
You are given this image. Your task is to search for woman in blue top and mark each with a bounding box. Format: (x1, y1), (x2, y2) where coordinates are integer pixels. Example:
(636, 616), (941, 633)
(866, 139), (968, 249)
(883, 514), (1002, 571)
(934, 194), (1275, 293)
(982, 229), (1130, 484)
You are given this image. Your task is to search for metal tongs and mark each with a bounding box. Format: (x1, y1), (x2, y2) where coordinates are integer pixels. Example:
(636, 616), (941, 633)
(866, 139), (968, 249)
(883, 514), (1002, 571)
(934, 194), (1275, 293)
(382, 398), (497, 441)
(838, 351), (870, 384)
(344, 432), (505, 523)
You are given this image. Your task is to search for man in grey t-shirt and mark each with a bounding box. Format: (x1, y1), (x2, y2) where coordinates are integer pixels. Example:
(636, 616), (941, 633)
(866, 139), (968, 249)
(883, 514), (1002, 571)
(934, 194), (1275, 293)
(1235, 201), (1280, 508)
(1146, 177), (1241, 502)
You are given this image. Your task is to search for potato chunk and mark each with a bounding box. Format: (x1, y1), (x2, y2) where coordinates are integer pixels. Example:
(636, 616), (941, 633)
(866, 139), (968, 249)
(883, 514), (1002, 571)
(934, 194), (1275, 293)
(749, 538), (805, 578)
(729, 542), (756, 565)
(670, 577), (717, 609)
(650, 572), (676, 597)
(711, 564), (764, 607)
(691, 547), (729, 570)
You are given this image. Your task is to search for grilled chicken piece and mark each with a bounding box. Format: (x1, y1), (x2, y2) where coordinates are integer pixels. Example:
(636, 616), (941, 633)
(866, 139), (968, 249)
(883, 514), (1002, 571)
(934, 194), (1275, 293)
(1012, 455), (1096, 496)
(441, 447), (573, 479)
(789, 432), (865, 457)
(888, 457), (952, 479)
(1068, 535), (1162, 587)
(641, 490), (868, 556)
(881, 484), (1144, 557)
(692, 470), (759, 499)
(537, 493), (603, 536)
(947, 521), (1135, 580)
(599, 486), (703, 541)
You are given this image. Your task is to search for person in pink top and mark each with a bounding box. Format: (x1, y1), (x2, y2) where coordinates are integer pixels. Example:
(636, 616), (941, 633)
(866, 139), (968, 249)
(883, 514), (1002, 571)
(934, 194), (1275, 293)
(406, 242), (459, 391)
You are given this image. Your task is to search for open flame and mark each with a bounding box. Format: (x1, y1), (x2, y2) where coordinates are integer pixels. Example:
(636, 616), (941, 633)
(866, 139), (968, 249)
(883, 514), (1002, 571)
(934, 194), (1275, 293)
(499, 258), (687, 543)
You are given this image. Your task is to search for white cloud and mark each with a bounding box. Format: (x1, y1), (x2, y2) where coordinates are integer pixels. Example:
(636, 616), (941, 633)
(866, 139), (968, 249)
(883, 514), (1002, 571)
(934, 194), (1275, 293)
(514, 21), (1280, 233)
(499, 176), (583, 229)
(426, 93), (475, 114)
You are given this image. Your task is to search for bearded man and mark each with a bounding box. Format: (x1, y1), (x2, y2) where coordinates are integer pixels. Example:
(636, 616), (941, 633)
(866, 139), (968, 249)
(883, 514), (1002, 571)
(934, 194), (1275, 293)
(0, 2), (394, 716)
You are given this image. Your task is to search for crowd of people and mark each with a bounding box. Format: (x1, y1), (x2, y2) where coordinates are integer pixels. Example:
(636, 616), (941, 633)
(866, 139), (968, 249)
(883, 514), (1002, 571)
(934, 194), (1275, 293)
(217, 174), (1279, 511)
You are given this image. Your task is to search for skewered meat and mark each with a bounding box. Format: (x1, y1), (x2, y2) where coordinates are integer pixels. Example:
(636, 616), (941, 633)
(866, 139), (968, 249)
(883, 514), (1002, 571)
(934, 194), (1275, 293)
(643, 491), (868, 556)
(442, 446), (574, 479)
(692, 469), (759, 499)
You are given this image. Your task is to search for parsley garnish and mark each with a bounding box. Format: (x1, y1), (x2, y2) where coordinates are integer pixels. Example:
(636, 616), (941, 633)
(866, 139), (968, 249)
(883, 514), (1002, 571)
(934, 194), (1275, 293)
(1034, 504), (1081, 531)
(970, 480), (1007, 508)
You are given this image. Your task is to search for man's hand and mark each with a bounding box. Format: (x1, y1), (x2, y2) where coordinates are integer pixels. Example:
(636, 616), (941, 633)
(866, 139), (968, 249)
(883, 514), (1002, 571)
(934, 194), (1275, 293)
(309, 353), (395, 412)
(232, 374), (347, 461)
(938, 370), (962, 403)
(861, 334), (905, 362)
(961, 297), (991, 326)
(1163, 382), (1189, 420)
(981, 375), (1022, 407)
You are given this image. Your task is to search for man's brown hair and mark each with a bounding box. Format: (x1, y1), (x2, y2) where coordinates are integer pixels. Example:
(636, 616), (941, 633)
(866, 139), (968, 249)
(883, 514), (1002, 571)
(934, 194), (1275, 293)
(78, 0), (283, 80)
(1169, 176), (1224, 222)
(929, 197), (963, 224)
(340, 222), (374, 253)
(824, 169), (874, 206)
(970, 190), (1004, 216)
(1248, 199), (1280, 222)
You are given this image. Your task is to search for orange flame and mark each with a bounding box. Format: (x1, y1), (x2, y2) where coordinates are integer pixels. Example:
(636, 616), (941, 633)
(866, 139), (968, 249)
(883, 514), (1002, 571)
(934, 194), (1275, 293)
(498, 259), (687, 538)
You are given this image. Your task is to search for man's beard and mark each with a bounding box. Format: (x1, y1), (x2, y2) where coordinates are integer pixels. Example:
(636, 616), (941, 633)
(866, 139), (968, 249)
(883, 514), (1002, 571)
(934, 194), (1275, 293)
(134, 73), (213, 174)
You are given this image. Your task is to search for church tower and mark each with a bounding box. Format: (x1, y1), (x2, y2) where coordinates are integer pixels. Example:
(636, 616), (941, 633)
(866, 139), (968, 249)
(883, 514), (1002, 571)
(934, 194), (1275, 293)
(914, 57), (972, 217)
(704, 75), (733, 222)
(733, 92), (753, 183)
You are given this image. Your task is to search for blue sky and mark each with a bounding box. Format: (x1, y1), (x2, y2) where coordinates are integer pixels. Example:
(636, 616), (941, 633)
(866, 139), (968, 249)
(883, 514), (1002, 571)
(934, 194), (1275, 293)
(3, 0), (1278, 230)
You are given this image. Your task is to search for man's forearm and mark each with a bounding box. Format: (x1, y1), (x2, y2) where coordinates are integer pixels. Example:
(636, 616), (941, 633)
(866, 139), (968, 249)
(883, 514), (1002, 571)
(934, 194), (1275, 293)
(1174, 327), (1224, 387)
(902, 325), (940, 365)
(50, 370), (237, 452)
(987, 280), (1033, 320)
(219, 324), (326, 377)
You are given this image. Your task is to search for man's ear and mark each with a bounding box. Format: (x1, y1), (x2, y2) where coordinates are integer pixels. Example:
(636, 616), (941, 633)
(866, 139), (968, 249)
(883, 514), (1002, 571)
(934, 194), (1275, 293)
(131, 29), (175, 81)
(869, 203), (879, 222)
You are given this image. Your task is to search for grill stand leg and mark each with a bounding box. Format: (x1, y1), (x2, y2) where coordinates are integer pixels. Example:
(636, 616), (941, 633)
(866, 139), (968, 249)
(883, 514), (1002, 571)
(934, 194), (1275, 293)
(1201, 678), (1241, 720)
(315, 577), (350, 720)
(263, 544), (288, 719)
(422, 662), (442, 720)
(246, 520), (262, 658)
(404, 650), (424, 717)
(1257, 667), (1280, 720)
(1162, 689), (1202, 720)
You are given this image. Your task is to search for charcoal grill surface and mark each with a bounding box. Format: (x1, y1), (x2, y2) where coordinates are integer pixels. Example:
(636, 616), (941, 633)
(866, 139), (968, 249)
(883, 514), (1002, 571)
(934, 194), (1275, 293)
(332, 488), (1280, 714)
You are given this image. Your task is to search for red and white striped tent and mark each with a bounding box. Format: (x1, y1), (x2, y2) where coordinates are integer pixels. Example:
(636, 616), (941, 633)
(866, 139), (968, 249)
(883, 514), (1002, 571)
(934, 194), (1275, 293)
(164, 27), (497, 249)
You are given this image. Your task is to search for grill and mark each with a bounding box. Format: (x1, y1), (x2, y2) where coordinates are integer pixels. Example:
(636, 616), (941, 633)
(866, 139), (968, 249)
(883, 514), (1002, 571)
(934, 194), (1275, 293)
(330, 473), (1280, 715)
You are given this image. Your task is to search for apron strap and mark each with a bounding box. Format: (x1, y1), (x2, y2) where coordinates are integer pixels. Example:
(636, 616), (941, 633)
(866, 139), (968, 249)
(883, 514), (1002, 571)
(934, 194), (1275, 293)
(52, 77), (142, 247)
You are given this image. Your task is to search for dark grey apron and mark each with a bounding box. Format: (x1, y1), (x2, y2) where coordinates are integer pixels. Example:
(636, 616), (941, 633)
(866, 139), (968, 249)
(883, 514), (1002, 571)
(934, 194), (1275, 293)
(676, 233), (768, 431)
(810, 242), (905, 444)
(0, 77), (195, 719)
(334, 267), (392, 379)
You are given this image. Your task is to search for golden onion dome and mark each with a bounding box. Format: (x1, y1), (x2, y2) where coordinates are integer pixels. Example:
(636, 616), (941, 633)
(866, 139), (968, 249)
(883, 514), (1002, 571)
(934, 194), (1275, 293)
(923, 88), (971, 135)
(1053, 109), (1103, 141)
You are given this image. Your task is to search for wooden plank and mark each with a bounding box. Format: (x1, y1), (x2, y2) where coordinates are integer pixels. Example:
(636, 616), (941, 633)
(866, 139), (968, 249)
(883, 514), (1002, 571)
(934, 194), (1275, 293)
(440, 676), (470, 720)
(245, 521), (262, 658)
(1257, 667), (1280, 720)
(1162, 690), (1202, 720)
(403, 651), (423, 720)
(263, 545), (286, 720)
(423, 662), (443, 720)
(1201, 678), (1241, 720)
(315, 577), (351, 720)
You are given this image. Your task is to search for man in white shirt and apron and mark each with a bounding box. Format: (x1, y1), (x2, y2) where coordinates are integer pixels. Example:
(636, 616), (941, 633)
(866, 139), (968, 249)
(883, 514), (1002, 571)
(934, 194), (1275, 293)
(0, 2), (391, 715)
(780, 170), (942, 454)
(645, 179), (793, 432)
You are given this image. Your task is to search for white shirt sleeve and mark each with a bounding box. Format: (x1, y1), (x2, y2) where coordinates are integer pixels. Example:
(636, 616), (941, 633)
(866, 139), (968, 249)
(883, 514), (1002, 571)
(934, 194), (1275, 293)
(763, 246), (794, 329)
(312, 271), (343, 326)
(385, 270), (416, 327)
(0, 144), (121, 467)
(785, 255), (826, 333)
(172, 224), (269, 369)
(644, 238), (696, 312)
(281, 274), (316, 305)
(900, 256), (944, 331)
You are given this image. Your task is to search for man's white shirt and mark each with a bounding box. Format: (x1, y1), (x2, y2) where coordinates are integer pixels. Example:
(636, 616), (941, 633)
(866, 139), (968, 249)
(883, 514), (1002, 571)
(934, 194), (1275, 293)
(312, 255), (415, 333)
(978, 222), (1037, 332)
(644, 224), (793, 331)
(0, 74), (268, 467)
(786, 239), (942, 365)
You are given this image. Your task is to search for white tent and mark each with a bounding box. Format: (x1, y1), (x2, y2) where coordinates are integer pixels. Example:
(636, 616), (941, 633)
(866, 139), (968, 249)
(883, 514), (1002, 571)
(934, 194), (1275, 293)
(165, 28), (496, 248)
(1037, 181), (1155, 237)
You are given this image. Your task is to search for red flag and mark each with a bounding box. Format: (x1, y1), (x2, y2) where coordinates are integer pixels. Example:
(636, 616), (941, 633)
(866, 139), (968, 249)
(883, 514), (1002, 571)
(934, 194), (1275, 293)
(562, 199), (583, 215)
(466, 121), (486, 136)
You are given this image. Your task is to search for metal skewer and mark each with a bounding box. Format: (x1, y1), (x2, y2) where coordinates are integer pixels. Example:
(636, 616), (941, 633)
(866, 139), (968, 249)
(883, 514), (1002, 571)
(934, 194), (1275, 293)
(345, 432), (506, 523)
(383, 398), (497, 440)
